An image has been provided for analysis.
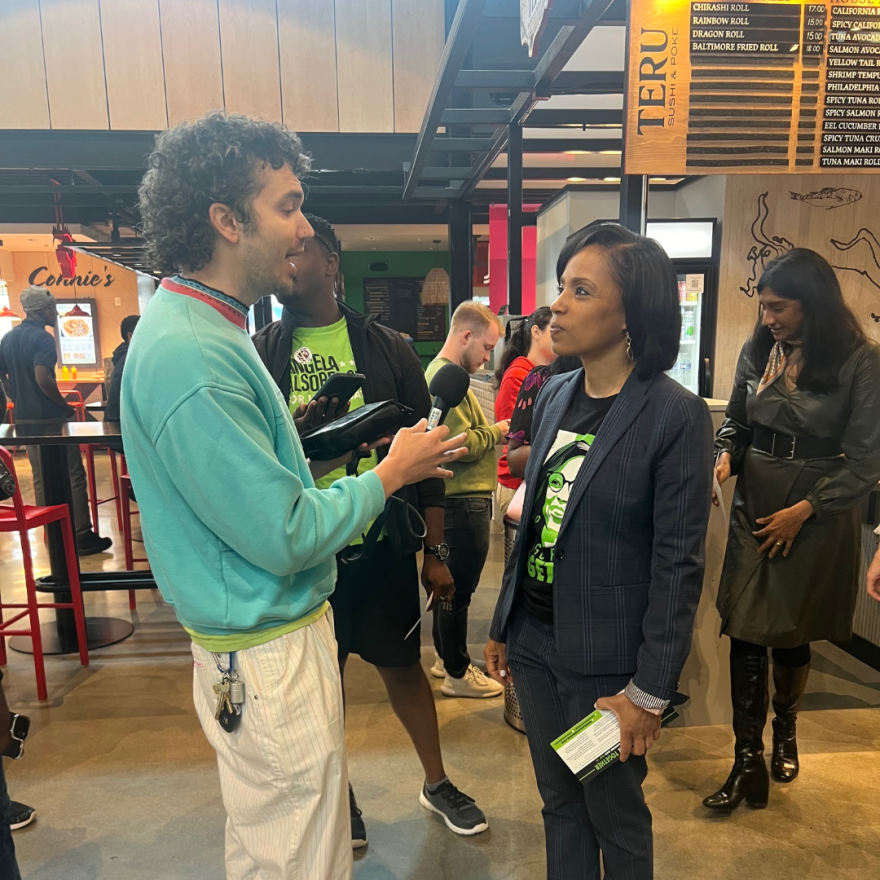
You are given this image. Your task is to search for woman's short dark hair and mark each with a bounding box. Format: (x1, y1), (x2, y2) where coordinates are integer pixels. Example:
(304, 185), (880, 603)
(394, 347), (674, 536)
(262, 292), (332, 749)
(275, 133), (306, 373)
(138, 113), (311, 275)
(751, 248), (866, 393)
(494, 306), (553, 386)
(556, 222), (680, 380)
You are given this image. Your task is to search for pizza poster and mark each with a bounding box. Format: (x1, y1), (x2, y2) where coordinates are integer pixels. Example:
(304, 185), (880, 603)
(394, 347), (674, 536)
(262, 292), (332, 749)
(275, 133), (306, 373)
(56, 300), (98, 366)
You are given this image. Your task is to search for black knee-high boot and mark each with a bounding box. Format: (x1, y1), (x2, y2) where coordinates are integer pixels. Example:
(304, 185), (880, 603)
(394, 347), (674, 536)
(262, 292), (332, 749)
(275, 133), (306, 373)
(771, 660), (810, 783)
(703, 651), (770, 811)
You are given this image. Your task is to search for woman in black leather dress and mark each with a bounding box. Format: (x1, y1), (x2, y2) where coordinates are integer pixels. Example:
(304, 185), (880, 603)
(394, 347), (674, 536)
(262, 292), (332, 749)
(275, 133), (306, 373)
(705, 249), (880, 811)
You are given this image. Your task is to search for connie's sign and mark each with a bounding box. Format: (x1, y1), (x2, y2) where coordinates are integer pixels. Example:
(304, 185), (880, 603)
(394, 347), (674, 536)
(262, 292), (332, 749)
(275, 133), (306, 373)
(28, 266), (115, 288)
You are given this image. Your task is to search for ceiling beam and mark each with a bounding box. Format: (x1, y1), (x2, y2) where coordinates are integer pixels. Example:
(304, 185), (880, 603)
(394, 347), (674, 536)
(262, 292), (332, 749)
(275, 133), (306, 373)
(429, 137), (496, 152)
(440, 108), (510, 125)
(403, 0), (489, 200)
(549, 71), (625, 95)
(524, 109), (622, 126)
(453, 70), (534, 90)
(483, 166), (621, 180)
(520, 137), (622, 153)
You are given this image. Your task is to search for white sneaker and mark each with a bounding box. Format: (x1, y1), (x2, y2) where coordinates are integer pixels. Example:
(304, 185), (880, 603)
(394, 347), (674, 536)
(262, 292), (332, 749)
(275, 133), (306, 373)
(430, 652), (445, 679)
(440, 664), (504, 699)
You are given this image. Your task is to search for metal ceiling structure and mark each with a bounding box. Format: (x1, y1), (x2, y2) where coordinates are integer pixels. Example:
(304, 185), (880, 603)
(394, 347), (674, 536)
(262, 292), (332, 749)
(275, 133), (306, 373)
(404, 0), (626, 203)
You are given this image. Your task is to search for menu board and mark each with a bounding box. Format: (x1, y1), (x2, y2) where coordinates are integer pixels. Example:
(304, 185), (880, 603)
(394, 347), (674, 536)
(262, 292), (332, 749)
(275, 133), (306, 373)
(363, 278), (446, 342)
(55, 299), (100, 367)
(625, 0), (880, 173)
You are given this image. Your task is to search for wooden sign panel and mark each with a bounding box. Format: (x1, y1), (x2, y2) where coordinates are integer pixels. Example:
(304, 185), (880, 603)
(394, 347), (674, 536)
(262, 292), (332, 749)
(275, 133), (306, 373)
(625, 0), (880, 174)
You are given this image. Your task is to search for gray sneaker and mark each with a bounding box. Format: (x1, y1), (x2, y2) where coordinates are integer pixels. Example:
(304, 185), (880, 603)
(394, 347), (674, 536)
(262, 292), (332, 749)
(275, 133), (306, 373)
(419, 780), (488, 836)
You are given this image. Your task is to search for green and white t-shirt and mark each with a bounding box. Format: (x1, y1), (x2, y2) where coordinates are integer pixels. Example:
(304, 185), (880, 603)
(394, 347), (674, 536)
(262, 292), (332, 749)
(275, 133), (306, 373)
(519, 387), (617, 624)
(288, 317), (379, 499)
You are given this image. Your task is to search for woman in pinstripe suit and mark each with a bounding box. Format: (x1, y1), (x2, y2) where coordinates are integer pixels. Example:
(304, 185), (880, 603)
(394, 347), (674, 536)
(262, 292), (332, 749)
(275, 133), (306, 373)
(485, 223), (714, 880)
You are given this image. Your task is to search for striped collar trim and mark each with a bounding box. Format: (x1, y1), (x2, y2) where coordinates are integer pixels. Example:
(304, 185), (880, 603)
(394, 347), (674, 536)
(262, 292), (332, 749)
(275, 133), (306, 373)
(163, 276), (249, 330)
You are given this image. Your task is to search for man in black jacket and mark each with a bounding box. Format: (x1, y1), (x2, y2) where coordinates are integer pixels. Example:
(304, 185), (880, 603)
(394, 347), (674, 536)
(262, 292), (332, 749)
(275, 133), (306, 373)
(104, 314), (139, 423)
(253, 215), (489, 847)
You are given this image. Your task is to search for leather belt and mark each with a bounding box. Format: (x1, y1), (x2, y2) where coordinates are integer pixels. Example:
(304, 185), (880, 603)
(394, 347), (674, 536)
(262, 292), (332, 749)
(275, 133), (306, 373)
(752, 427), (842, 461)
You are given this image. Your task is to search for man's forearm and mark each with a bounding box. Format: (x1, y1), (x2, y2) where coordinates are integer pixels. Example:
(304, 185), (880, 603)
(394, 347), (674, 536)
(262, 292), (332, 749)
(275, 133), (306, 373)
(423, 505), (445, 547)
(36, 375), (69, 409)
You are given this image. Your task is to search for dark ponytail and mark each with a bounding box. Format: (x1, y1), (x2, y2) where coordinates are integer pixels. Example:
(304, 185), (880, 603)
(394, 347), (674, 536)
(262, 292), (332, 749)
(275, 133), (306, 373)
(494, 306), (552, 387)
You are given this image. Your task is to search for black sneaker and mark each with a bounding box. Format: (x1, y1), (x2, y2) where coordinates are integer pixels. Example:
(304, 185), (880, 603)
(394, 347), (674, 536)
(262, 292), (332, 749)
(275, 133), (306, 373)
(349, 784), (367, 850)
(77, 530), (113, 556)
(419, 780), (488, 836)
(9, 802), (35, 831)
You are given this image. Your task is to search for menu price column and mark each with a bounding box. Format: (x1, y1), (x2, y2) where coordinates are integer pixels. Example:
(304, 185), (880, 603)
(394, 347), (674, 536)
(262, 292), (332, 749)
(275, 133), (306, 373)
(822, 4), (880, 168)
(797, 4), (827, 166)
(803, 4), (827, 61)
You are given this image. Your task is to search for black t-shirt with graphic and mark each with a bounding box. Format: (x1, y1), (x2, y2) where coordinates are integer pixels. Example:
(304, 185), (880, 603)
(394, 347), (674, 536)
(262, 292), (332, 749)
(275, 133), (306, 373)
(519, 387), (617, 625)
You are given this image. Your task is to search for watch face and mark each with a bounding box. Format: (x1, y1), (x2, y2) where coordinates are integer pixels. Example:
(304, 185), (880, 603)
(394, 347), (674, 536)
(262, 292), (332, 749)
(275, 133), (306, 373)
(436, 543), (450, 560)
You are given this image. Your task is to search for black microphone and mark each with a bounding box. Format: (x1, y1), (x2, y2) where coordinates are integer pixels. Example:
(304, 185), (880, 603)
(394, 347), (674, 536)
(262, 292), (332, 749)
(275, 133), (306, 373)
(427, 363), (471, 429)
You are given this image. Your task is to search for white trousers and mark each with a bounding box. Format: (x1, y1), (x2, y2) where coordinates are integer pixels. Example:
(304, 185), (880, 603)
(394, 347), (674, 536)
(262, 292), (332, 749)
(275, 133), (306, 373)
(191, 611), (351, 880)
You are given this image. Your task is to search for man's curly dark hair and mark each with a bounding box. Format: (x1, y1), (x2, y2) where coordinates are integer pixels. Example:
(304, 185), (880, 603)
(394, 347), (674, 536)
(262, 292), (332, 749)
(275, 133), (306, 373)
(138, 113), (311, 275)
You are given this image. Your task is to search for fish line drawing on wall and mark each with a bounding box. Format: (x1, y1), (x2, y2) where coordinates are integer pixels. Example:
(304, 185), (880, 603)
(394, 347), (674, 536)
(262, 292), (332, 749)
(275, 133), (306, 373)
(829, 229), (880, 293)
(790, 187), (862, 210)
(741, 192), (794, 298)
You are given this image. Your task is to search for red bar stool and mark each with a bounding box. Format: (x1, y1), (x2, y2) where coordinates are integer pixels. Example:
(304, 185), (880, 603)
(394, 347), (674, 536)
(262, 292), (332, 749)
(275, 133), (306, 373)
(0, 447), (89, 701)
(64, 392), (122, 535)
(119, 457), (147, 610)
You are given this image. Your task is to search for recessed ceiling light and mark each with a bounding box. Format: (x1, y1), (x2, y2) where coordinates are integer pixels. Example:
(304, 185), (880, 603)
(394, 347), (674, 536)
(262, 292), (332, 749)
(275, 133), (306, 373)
(366, 236), (381, 241)
(599, 150), (622, 155)
(565, 150), (588, 155)
(567, 177), (588, 183)
(603, 177), (621, 183)
(649, 177), (667, 182)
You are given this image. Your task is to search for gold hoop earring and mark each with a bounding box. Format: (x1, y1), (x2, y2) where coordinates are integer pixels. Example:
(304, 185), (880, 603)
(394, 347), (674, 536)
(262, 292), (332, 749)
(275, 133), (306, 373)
(626, 332), (634, 361)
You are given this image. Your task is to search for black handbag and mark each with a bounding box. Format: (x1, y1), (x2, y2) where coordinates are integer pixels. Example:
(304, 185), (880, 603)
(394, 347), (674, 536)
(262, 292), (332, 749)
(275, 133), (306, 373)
(299, 400), (414, 461)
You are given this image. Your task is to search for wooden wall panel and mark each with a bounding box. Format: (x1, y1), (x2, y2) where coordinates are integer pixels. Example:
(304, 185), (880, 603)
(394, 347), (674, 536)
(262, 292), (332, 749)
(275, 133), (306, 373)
(159, 0), (225, 126)
(218, 0), (282, 122)
(40, 0), (109, 129)
(278, 0), (339, 132)
(0, 1), (50, 129)
(100, 0), (168, 130)
(716, 174), (880, 397)
(334, 0), (393, 133)
(391, 0), (444, 133)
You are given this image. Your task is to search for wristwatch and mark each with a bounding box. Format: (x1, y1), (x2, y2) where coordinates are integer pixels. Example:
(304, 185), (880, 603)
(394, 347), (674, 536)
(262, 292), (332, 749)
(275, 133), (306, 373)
(3, 713), (30, 760)
(424, 543), (450, 561)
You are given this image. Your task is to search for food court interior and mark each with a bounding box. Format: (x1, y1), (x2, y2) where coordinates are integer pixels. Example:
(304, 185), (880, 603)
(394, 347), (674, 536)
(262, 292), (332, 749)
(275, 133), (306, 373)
(1, 0), (880, 877)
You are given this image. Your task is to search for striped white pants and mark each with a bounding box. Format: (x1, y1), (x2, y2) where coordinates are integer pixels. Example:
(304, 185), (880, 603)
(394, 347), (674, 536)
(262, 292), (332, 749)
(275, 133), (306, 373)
(191, 611), (351, 880)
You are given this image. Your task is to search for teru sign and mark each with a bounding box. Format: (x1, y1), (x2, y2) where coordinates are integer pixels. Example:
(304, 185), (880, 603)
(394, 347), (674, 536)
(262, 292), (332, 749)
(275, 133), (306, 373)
(624, 0), (880, 175)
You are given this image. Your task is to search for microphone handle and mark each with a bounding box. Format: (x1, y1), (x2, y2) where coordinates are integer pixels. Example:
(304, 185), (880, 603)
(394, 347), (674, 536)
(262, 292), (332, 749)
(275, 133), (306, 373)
(427, 396), (446, 430)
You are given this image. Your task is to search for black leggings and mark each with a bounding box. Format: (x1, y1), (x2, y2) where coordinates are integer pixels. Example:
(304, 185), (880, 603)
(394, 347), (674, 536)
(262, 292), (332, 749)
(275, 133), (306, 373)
(730, 637), (811, 668)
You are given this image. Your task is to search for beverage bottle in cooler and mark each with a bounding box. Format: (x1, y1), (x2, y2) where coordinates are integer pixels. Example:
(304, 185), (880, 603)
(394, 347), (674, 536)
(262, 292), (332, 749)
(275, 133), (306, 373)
(681, 309), (695, 342)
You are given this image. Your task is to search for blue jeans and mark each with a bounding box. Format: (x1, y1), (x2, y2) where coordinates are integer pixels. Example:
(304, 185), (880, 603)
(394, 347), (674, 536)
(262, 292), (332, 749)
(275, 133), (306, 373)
(0, 759), (21, 880)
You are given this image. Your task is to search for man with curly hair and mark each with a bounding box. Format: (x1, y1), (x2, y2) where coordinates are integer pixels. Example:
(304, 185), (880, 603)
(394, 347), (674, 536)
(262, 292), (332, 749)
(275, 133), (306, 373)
(120, 113), (466, 880)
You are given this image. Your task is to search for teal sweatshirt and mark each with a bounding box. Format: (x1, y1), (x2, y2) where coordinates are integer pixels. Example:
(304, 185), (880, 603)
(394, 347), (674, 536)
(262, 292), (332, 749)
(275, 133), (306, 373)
(120, 281), (386, 637)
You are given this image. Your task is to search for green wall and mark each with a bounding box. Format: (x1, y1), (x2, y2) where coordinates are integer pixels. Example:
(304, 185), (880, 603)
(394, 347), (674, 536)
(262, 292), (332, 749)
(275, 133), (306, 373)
(341, 250), (450, 366)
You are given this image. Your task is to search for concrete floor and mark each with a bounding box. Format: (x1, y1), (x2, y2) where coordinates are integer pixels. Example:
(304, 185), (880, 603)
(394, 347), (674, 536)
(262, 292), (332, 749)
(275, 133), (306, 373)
(3, 451), (880, 879)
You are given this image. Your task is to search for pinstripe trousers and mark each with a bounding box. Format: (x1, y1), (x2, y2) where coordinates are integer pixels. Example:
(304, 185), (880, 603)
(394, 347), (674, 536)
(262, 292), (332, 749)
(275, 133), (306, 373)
(507, 609), (653, 880)
(191, 611), (351, 880)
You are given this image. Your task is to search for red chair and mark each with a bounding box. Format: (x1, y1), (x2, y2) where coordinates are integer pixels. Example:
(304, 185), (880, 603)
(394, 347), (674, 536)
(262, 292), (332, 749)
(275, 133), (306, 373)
(119, 457), (146, 611)
(0, 446), (89, 701)
(64, 392), (123, 536)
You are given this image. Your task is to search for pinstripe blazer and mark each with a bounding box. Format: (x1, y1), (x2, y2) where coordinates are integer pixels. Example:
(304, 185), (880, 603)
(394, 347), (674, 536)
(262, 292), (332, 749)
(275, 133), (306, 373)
(490, 368), (714, 704)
